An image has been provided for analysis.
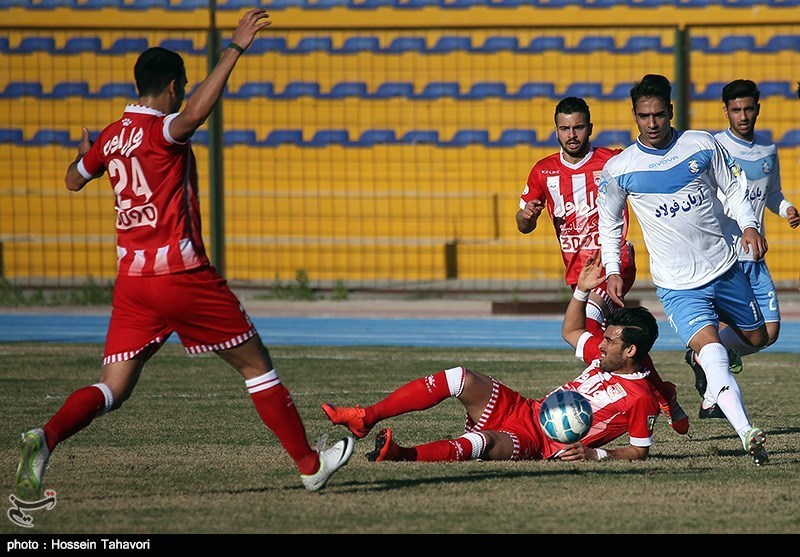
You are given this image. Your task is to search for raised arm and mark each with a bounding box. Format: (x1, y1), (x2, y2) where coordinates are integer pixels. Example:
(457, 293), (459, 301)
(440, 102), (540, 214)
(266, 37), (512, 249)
(561, 255), (606, 349)
(169, 9), (271, 142)
(64, 127), (94, 192)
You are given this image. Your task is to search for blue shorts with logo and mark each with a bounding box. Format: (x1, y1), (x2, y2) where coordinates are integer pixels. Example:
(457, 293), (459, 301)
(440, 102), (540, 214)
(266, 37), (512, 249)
(656, 265), (765, 347)
(740, 260), (780, 324)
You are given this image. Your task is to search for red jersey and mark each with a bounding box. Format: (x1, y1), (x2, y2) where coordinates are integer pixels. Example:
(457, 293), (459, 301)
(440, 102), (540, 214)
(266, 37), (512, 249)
(77, 105), (209, 277)
(519, 147), (631, 286)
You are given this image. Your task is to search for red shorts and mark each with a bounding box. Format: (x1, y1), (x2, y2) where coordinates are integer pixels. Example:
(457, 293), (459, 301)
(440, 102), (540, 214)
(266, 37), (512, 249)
(463, 379), (565, 461)
(103, 267), (256, 365)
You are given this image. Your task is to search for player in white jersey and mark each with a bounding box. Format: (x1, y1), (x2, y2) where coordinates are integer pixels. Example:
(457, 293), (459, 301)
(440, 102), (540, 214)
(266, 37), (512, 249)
(700, 80), (800, 419)
(597, 74), (770, 465)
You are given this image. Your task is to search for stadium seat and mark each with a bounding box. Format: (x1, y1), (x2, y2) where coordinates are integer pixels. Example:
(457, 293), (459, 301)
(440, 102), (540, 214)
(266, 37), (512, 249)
(777, 130), (800, 148)
(0, 82), (44, 98)
(563, 82), (604, 99)
(60, 37), (103, 54)
(192, 130), (209, 145)
(570, 36), (616, 53)
(0, 129), (24, 144)
(417, 82), (460, 99)
(340, 37), (381, 53)
(444, 130), (489, 146)
(109, 38), (149, 54)
(464, 82), (507, 99)
(50, 82), (90, 98)
(711, 35), (757, 52)
(229, 82), (275, 99)
(293, 37), (333, 53)
(495, 129), (537, 146)
(14, 37), (56, 53)
(608, 82), (632, 99)
(326, 82), (368, 98)
(278, 82), (321, 98)
(263, 130), (304, 146)
(758, 81), (793, 98)
(355, 129), (397, 146)
(761, 34), (800, 52)
(475, 36), (519, 52)
(247, 37), (288, 54)
(431, 36), (472, 52)
(303, 0), (350, 7)
(512, 82), (557, 99)
(618, 35), (669, 53)
(593, 130), (632, 147)
(385, 37), (427, 52)
(28, 130), (73, 146)
(525, 36), (566, 52)
(159, 38), (205, 54)
(308, 130), (350, 147)
(692, 82), (724, 100)
(540, 131), (561, 147)
(121, 0), (170, 9)
(373, 82), (415, 99)
(399, 130), (439, 144)
(96, 83), (138, 99)
(222, 130), (257, 146)
(397, 0), (444, 8)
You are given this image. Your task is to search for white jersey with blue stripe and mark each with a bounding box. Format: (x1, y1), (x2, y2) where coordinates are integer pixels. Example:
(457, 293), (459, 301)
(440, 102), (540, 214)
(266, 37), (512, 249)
(714, 129), (792, 262)
(598, 129), (759, 290)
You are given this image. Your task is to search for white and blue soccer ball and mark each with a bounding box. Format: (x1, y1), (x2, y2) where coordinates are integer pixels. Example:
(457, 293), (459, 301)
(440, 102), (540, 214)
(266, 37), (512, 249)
(539, 390), (593, 444)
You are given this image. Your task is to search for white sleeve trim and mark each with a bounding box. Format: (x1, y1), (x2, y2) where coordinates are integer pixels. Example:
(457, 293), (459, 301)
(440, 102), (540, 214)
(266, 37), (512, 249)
(629, 436), (653, 448)
(163, 112), (186, 145)
(76, 158), (94, 180)
(574, 331), (593, 361)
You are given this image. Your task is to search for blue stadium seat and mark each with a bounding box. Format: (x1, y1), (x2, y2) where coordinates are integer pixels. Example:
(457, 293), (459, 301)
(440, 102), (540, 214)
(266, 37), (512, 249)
(303, 0), (350, 7)
(82, 0), (124, 7)
(693, 82), (724, 100)
(0, 38), (8, 53)
(0, 82), (44, 98)
(431, 36), (472, 52)
(60, 37), (103, 54)
(761, 34), (800, 52)
(689, 36), (711, 51)
(711, 35), (757, 52)
(540, 131), (561, 147)
(570, 36), (616, 53)
(396, 0), (443, 8)
(109, 38), (149, 54)
(247, 37), (288, 54)
(373, 82), (415, 98)
(593, 130), (632, 147)
(229, 82), (275, 99)
(444, 130), (489, 146)
(512, 82), (556, 99)
(293, 37), (333, 53)
(28, 130), (73, 146)
(278, 82), (321, 98)
(608, 82), (632, 99)
(495, 129), (537, 146)
(385, 37), (427, 52)
(563, 82), (604, 98)
(348, 0), (394, 7)
(223, 130), (257, 145)
(121, 0), (170, 9)
(192, 130), (209, 145)
(0, 129), (24, 144)
(264, 130), (304, 146)
(777, 130), (800, 147)
(50, 82), (90, 98)
(327, 82), (368, 98)
(14, 37), (56, 53)
(758, 81), (793, 98)
(524, 36), (566, 52)
(159, 38), (204, 54)
(475, 36), (519, 52)
(400, 130), (439, 144)
(96, 83), (138, 99)
(417, 82), (460, 99)
(618, 35), (669, 53)
(356, 130), (397, 146)
(464, 82), (507, 99)
(309, 130), (350, 147)
(340, 37), (381, 53)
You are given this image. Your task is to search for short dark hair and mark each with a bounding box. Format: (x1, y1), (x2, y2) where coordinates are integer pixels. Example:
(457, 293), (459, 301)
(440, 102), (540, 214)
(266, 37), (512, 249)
(606, 306), (659, 362)
(134, 47), (185, 97)
(554, 96), (591, 124)
(722, 79), (760, 105)
(630, 74), (671, 107)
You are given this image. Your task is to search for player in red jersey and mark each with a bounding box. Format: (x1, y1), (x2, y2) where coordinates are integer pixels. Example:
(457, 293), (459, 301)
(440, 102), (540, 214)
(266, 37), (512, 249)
(322, 257), (660, 463)
(15, 9), (352, 500)
(516, 97), (688, 435)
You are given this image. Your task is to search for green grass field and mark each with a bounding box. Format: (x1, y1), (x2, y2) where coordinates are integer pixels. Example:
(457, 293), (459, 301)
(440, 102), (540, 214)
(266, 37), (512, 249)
(1, 342), (799, 534)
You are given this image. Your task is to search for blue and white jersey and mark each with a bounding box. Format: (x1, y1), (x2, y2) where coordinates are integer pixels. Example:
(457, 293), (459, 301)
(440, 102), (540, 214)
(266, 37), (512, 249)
(598, 129), (759, 290)
(715, 129), (792, 262)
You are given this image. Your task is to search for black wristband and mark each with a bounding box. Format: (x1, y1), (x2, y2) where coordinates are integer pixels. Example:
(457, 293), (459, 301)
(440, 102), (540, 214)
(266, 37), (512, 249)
(228, 42), (245, 54)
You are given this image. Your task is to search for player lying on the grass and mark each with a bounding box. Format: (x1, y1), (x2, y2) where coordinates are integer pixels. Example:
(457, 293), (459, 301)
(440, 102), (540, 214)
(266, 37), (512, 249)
(323, 257), (662, 462)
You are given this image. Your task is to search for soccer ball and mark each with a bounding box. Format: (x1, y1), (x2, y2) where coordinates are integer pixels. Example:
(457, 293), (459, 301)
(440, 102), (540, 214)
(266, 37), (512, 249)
(538, 390), (593, 444)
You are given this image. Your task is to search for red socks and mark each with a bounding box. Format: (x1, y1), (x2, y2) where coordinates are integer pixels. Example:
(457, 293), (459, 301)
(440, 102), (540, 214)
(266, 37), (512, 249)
(394, 438), (473, 462)
(365, 370), (453, 426)
(43, 385), (106, 452)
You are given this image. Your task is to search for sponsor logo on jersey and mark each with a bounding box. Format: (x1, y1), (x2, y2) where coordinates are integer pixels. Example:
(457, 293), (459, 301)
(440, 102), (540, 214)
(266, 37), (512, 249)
(547, 176), (559, 190)
(648, 155), (678, 169)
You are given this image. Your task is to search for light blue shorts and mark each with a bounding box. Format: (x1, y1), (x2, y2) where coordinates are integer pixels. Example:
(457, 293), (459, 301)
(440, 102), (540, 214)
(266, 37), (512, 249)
(656, 265), (765, 347)
(740, 260), (780, 323)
